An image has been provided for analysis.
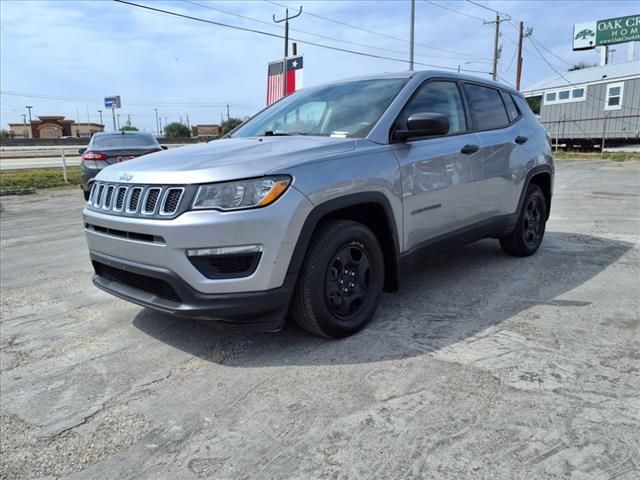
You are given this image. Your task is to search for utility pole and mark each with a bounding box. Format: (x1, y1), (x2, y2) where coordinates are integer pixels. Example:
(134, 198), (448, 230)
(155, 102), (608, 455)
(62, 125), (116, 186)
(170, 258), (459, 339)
(186, 114), (190, 129)
(97, 110), (103, 126)
(24, 106), (33, 138)
(111, 108), (116, 132)
(409, 0), (415, 71)
(485, 13), (510, 81)
(153, 108), (160, 136)
(515, 23), (532, 90)
(22, 114), (27, 138)
(273, 5), (302, 98)
(117, 114), (121, 130)
(226, 104), (230, 121)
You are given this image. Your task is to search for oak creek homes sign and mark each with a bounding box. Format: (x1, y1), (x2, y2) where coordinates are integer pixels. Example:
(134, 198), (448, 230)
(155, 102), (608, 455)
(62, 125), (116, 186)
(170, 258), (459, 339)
(573, 15), (640, 50)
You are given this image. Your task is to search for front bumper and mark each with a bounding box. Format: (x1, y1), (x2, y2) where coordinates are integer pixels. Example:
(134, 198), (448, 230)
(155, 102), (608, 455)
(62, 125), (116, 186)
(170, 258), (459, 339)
(91, 252), (296, 331)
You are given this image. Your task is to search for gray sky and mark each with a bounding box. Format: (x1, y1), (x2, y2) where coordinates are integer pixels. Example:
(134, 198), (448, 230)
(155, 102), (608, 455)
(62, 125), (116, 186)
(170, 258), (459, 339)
(1, 0), (638, 133)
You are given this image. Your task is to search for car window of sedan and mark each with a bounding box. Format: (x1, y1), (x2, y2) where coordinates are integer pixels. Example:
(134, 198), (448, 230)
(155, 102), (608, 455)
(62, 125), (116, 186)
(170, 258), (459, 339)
(397, 81), (467, 135)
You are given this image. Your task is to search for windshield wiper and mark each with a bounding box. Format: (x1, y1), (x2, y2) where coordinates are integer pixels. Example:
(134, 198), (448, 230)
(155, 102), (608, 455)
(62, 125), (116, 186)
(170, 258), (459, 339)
(263, 131), (307, 136)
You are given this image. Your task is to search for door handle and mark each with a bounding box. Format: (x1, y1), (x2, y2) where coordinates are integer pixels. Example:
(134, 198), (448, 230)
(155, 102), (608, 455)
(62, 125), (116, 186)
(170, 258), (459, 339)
(515, 135), (528, 145)
(460, 144), (480, 155)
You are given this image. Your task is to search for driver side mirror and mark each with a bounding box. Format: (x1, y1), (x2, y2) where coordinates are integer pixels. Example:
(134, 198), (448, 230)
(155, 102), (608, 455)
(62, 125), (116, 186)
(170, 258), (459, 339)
(394, 112), (450, 141)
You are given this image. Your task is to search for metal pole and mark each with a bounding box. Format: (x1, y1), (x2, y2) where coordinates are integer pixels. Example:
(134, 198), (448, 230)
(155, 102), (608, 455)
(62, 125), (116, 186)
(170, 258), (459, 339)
(117, 114), (121, 130)
(111, 108), (116, 131)
(61, 148), (68, 183)
(409, 0), (415, 71)
(22, 114), (27, 138)
(492, 13), (500, 81)
(153, 108), (160, 136)
(25, 106), (33, 138)
(602, 113), (609, 151)
(226, 104), (230, 121)
(98, 110), (103, 126)
(273, 6), (302, 99)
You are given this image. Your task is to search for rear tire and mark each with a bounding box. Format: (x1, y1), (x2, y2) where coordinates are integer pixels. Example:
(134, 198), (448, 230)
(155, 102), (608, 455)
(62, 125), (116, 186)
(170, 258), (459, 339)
(500, 184), (547, 257)
(291, 220), (384, 338)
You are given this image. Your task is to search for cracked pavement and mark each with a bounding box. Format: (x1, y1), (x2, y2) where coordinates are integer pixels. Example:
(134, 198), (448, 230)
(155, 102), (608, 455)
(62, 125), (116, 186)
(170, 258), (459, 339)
(1, 159), (639, 479)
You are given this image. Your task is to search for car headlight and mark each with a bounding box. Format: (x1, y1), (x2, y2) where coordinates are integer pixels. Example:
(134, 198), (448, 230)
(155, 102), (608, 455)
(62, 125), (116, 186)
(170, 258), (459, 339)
(192, 176), (291, 211)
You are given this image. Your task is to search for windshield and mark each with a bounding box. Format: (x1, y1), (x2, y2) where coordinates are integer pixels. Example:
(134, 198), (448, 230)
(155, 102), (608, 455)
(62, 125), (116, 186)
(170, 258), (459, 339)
(92, 134), (158, 149)
(232, 78), (408, 139)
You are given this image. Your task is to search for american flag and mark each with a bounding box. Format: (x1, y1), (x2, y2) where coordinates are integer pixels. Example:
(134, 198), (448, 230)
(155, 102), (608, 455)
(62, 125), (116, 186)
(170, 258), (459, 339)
(266, 56), (304, 106)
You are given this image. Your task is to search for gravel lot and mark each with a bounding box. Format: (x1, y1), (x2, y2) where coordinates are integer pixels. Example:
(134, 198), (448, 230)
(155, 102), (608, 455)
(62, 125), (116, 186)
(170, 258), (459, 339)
(1, 159), (639, 480)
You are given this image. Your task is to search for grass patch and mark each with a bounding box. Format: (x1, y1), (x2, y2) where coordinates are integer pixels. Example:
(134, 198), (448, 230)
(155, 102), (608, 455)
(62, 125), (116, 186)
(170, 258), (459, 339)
(553, 151), (640, 162)
(0, 167), (82, 194)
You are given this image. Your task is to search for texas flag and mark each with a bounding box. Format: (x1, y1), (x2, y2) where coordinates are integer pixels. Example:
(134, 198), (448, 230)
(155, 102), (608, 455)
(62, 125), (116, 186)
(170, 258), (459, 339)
(267, 55), (304, 106)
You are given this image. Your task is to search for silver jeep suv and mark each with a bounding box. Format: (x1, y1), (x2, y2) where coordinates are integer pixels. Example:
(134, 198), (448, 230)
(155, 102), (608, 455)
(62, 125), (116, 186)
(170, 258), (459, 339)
(83, 71), (553, 338)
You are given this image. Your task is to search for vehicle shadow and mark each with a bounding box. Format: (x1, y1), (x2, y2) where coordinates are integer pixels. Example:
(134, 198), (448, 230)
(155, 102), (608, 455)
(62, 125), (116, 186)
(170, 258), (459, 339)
(132, 231), (633, 367)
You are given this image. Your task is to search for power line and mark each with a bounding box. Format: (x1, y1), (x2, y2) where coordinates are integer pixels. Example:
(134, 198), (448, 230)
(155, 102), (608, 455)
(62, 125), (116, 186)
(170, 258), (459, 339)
(0, 91), (260, 110)
(185, 0), (480, 61)
(464, 0), (510, 17)
(528, 33), (573, 67)
(264, 0), (490, 60)
(113, 0), (492, 73)
(422, 0), (485, 22)
(527, 36), (640, 114)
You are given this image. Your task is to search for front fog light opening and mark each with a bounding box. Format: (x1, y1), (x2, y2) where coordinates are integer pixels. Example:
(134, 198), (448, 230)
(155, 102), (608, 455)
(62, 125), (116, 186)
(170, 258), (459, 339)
(186, 245), (263, 279)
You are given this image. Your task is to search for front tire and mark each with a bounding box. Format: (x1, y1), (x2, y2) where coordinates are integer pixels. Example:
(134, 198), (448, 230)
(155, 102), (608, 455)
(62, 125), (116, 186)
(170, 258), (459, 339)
(500, 184), (547, 257)
(291, 220), (385, 338)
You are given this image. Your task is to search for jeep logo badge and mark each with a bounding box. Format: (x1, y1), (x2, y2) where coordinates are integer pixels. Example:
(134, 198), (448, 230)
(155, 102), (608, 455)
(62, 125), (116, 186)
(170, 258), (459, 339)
(119, 173), (133, 182)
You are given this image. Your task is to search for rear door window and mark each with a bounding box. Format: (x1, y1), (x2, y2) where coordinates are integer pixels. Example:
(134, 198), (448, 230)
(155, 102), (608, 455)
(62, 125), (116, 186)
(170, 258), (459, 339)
(464, 83), (510, 130)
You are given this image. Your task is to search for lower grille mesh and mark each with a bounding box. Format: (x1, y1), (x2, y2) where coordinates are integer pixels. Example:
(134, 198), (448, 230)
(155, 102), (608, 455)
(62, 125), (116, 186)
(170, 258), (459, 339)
(94, 262), (181, 303)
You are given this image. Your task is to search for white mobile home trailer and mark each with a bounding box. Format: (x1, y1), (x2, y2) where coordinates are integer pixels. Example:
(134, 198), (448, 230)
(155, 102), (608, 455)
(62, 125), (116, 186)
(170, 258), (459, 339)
(522, 60), (640, 148)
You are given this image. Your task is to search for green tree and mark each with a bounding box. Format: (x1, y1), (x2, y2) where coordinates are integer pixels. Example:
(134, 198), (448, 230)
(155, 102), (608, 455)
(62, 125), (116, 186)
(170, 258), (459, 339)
(568, 62), (597, 71)
(526, 96), (541, 115)
(221, 117), (244, 135)
(164, 122), (191, 138)
(119, 119), (139, 132)
(0, 129), (9, 140)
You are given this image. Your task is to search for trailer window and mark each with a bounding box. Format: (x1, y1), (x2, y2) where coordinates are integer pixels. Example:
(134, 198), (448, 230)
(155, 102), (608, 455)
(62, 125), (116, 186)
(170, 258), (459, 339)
(545, 92), (556, 103)
(558, 90), (570, 100)
(605, 83), (623, 110)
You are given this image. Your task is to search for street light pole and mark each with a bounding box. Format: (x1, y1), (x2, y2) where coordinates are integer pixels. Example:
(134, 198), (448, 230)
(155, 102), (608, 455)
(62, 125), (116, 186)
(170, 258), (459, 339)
(97, 110), (103, 126)
(153, 108), (160, 137)
(409, 0), (415, 71)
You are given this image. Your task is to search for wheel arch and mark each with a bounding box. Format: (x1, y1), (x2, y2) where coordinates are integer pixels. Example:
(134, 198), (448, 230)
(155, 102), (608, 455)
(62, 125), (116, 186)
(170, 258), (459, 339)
(518, 164), (553, 220)
(286, 192), (401, 292)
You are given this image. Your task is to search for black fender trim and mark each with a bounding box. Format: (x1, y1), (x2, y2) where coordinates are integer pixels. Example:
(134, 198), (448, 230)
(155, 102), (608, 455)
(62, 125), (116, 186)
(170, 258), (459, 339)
(517, 163), (554, 220)
(286, 192), (401, 292)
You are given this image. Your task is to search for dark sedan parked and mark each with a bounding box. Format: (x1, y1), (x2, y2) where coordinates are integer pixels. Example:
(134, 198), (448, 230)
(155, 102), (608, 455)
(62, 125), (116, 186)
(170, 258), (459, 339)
(80, 132), (165, 199)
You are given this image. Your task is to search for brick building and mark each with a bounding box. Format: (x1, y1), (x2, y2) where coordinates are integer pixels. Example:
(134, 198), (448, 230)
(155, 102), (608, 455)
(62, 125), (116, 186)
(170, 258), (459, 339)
(8, 115), (104, 139)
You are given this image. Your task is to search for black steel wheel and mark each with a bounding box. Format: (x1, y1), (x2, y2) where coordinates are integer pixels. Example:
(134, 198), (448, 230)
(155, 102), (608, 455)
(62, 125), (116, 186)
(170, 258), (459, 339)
(291, 220), (384, 338)
(500, 184), (547, 257)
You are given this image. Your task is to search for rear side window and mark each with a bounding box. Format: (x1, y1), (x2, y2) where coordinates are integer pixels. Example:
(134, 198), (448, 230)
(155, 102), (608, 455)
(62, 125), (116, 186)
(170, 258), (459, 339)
(398, 81), (467, 134)
(503, 93), (520, 121)
(465, 83), (510, 130)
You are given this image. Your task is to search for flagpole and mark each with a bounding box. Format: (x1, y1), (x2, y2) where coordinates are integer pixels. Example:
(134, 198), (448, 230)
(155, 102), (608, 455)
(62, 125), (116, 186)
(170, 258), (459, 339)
(283, 57), (287, 99)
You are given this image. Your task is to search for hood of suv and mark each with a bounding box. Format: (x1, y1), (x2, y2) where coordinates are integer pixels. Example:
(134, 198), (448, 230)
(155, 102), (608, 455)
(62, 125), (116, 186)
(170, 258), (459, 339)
(95, 136), (356, 185)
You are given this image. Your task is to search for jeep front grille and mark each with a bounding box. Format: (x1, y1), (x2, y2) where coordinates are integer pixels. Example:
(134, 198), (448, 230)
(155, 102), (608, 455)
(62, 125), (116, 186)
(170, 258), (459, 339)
(88, 182), (186, 219)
